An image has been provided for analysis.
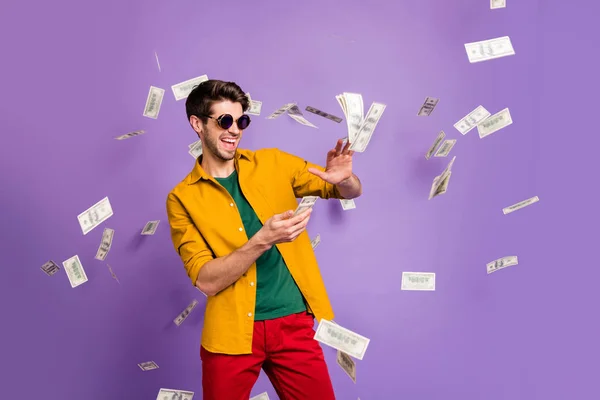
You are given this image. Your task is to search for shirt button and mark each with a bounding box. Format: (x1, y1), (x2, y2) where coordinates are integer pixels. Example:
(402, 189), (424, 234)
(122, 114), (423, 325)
(247, 312), (252, 317)
(230, 203), (234, 207)
(250, 282), (255, 286)
(239, 227), (243, 231)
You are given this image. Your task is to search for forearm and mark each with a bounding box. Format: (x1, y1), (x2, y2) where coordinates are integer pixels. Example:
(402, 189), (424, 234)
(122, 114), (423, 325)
(336, 173), (362, 199)
(196, 234), (271, 296)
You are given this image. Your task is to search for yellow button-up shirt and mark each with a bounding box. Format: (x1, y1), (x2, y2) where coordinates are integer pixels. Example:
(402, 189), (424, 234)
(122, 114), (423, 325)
(166, 147), (344, 355)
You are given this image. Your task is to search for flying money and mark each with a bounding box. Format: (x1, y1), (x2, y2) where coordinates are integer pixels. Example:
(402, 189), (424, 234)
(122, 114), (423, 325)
(417, 97), (439, 116)
(337, 350), (357, 383)
(305, 106), (343, 123)
(155, 51), (161, 72)
(311, 234), (321, 249)
(465, 36), (515, 63)
(349, 102), (386, 152)
(266, 103), (295, 119)
(77, 196), (113, 235)
(138, 361), (159, 371)
(188, 140), (203, 159)
(487, 256), (518, 274)
(249, 393), (270, 400)
(41, 260), (60, 276)
(62, 255), (88, 288)
(141, 220), (160, 235)
(340, 199), (356, 210)
(477, 108), (513, 138)
(502, 196), (539, 215)
(174, 299), (199, 326)
(293, 196), (318, 216)
(337, 93), (364, 143)
(491, 0), (506, 9)
(171, 75), (208, 101)
(428, 156), (456, 200)
(401, 272), (436, 291)
(115, 130), (145, 140)
(425, 130), (446, 160)
(434, 139), (457, 157)
(107, 264), (120, 284)
(247, 100), (262, 115)
(156, 389), (194, 400)
(314, 319), (370, 360)
(454, 105), (491, 135)
(95, 227), (114, 261)
(287, 105), (318, 128)
(143, 86), (165, 119)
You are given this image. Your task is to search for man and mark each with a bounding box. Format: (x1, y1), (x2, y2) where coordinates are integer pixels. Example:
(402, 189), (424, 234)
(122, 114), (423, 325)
(166, 79), (362, 400)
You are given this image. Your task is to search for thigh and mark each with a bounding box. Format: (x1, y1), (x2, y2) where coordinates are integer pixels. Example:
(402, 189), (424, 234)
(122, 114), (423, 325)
(262, 312), (336, 400)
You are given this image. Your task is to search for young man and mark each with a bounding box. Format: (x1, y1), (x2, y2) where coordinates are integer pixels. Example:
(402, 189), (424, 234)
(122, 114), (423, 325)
(166, 80), (362, 400)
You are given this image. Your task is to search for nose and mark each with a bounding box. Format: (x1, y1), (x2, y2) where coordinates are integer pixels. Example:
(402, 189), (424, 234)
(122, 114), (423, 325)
(228, 122), (241, 134)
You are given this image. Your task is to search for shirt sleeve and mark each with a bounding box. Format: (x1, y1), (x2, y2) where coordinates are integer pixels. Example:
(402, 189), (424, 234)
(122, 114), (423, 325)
(166, 192), (215, 286)
(275, 148), (345, 200)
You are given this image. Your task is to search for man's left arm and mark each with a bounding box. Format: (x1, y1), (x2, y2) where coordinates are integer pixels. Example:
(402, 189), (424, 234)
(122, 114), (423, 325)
(335, 173), (362, 199)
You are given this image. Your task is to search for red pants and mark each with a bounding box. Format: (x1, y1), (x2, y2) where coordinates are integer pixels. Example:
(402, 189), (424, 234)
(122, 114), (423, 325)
(200, 311), (336, 400)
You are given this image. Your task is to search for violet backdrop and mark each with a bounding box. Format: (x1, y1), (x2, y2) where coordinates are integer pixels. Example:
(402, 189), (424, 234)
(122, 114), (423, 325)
(1, 0), (598, 399)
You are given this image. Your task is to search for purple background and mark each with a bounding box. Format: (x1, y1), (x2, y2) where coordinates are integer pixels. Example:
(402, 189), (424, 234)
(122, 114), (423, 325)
(1, 0), (597, 399)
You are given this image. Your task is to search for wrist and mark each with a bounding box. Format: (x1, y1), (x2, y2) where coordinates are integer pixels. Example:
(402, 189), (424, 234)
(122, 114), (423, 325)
(337, 174), (355, 188)
(251, 230), (273, 251)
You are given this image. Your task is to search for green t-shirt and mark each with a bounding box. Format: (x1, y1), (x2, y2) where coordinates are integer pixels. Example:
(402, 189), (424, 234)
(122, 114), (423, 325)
(214, 170), (307, 320)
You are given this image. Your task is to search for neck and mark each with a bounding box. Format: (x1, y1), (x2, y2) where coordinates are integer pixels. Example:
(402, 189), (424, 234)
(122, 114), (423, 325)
(200, 151), (236, 178)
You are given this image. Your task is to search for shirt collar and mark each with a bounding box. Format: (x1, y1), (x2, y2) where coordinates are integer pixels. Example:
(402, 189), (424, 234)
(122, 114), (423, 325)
(189, 149), (251, 184)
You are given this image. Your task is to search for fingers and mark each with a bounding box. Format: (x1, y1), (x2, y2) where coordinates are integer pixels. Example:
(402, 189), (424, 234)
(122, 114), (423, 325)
(334, 139), (343, 155)
(341, 139), (351, 154)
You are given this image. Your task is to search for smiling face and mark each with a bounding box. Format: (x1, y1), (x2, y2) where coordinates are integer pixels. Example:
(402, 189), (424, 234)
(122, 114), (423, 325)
(195, 100), (244, 162)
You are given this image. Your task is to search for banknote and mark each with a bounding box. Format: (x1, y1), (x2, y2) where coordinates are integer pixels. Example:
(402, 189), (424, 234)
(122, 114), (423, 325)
(77, 196), (113, 235)
(138, 361), (159, 371)
(249, 392), (270, 400)
(62, 255), (88, 288)
(156, 389), (194, 400)
(454, 105), (491, 135)
(289, 113), (318, 128)
(107, 264), (120, 284)
(502, 196), (539, 215)
(293, 196), (318, 216)
(188, 140), (203, 159)
(311, 234), (321, 249)
(266, 103), (295, 119)
(41, 260), (60, 276)
(401, 272), (436, 291)
(340, 199), (356, 210)
(417, 97), (439, 116)
(465, 36), (515, 63)
(171, 75), (208, 101)
(349, 102), (386, 152)
(487, 256), (518, 274)
(143, 86), (165, 119)
(337, 350), (356, 383)
(314, 319), (370, 360)
(428, 156), (456, 200)
(477, 107), (513, 138)
(247, 100), (262, 115)
(174, 299), (199, 326)
(142, 220), (160, 235)
(425, 130), (446, 160)
(95, 227), (114, 261)
(305, 106), (343, 123)
(491, 0), (506, 9)
(339, 93), (364, 142)
(434, 139), (457, 157)
(115, 130), (145, 140)
(155, 51), (161, 72)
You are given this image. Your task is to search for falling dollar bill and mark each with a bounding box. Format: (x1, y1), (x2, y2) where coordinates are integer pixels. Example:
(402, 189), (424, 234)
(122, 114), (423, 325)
(249, 392), (270, 400)
(143, 86), (165, 119)
(428, 156), (456, 200)
(502, 196), (539, 215)
(314, 319), (370, 360)
(487, 256), (518, 274)
(77, 196), (113, 235)
(156, 389), (194, 400)
(349, 102), (386, 152)
(62, 255), (88, 288)
(171, 75), (208, 101)
(465, 36), (515, 63)
(107, 264), (120, 284)
(41, 260), (60, 276)
(477, 108), (513, 138)
(174, 299), (199, 326)
(141, 220), (160, 235)
(95, 228), (114, 261)
(138, 361), (159, 371)
(434, 139), (457, 157)
(154, 51), (161, 72)
(454, 105), (491, 135)
(286, 105), (318, 128)
(425, 130), (446, 160)
(311, 234), (321, 249)
(293, 196), (318, 216)
(337, 93), (364, 143)
(417, 97), (439, 116)
(247, 100), (262, 115)
(305, 106), (343, 123)
(401, 272), (436, 291)
(491, 0), (506, 9)
(337, 350), (357, 383)
(267, 103), (295, 119)
(188, 140), (203, 159)
(340, 199), (356, 210)
(115, 130), (145, 140)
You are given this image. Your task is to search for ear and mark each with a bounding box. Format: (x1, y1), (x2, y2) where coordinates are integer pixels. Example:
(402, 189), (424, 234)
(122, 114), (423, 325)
(190, 115), (204, 134)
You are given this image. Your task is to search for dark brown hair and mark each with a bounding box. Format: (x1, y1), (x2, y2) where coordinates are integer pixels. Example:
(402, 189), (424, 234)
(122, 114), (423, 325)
(185, 79), (249, 124)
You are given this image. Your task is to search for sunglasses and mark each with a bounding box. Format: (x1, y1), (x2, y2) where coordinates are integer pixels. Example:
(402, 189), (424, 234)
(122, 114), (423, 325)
(199, 113), (251, 130)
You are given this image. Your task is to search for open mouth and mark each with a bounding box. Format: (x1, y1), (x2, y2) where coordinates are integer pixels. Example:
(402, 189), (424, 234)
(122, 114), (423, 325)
(220, 137), (237, 151)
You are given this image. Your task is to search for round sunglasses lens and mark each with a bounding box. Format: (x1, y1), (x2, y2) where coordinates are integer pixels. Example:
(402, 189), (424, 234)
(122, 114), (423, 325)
(238, 115), (251, 129)
(219, 114), (234, 129)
